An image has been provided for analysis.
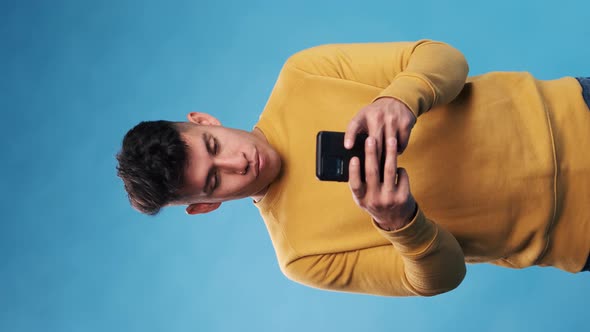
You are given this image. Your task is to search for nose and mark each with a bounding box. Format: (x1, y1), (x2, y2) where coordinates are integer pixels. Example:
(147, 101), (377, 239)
(214, 153), (248, 174)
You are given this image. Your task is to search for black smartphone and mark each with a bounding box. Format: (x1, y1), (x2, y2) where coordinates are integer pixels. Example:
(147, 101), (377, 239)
(315, 131), (385, 182)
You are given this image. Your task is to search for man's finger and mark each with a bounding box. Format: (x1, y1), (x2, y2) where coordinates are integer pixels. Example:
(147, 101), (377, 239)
(396, 167), (411, 193)
(384, 116), (397, 160)
(365, 136), (380, 188)
(397, 123), (412, 154)
(367, 120), (384, 164)
(344, 117), (365, 149)
(348, 157), (366, 198)
(382, 137), (398, 193)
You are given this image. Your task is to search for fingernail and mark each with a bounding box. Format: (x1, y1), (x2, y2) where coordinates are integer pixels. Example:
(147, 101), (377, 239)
(351, 158), (359, 165)
(345, 139), (352, 148)
(367, 137), (374, 146)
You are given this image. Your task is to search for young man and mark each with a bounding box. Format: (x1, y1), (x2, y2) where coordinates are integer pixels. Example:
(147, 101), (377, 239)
(117, 40), (590, 297)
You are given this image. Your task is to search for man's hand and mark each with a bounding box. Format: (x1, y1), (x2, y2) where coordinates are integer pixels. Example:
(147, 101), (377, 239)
(344, 97), (416, 159)
(349, 136), (417, 231)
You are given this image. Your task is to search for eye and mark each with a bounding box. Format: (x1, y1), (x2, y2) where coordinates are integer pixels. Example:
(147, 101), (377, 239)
(213, 172), (220, 191)
(206, 168), (219, 194)
(209, 136), (219, 155)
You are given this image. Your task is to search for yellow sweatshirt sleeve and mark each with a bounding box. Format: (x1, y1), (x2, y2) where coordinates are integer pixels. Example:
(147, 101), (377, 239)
(284, 40), (469, 118)
(282, 207), (466, 297)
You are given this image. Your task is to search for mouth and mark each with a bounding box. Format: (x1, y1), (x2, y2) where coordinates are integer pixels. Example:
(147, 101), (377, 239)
(256, 150), (263, 178)
(253, 150), (260, 178)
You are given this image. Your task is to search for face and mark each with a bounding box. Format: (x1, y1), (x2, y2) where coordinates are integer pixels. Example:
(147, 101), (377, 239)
(177, 112), (282, 214)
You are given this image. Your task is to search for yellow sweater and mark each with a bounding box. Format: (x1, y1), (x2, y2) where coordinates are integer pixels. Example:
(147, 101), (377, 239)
(253, 40), (590, 297)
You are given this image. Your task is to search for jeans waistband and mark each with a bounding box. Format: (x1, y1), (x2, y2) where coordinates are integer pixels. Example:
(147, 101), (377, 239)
(575, 77), (590, 110)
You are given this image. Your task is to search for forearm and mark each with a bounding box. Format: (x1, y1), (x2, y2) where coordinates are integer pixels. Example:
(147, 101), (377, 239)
(372, 207), (466, 296)
(374, 40), (470, 118)
(286, 39), (469, 118)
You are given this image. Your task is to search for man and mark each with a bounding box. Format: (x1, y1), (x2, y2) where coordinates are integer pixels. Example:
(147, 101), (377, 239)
(117, 40), (590, 297)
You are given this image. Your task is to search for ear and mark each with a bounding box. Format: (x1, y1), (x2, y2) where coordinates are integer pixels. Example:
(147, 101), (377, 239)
(186, 112), (221, 126)
(185, 202), (222, 215)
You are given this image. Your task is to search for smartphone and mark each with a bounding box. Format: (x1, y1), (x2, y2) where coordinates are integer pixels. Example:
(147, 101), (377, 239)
(316, 131), (385, 182)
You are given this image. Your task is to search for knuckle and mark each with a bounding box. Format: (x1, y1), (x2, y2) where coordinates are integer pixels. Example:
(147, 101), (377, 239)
(384, 163), (396, 173)
(365, 167), (378, 177)
(355, 199), (366, 208)
(405, 118), (413, 129)
(382, 193), (395, 205)
(399, 116), (410, 128)
(354, 201), (366, 209)
(366, 202), (378, 211)
(350, 186), (363, 196)
(378, 197), (394, 210)
(369, 111), (383, 122)
(384, 113), (396, 124)
(395, 192), (409, 205)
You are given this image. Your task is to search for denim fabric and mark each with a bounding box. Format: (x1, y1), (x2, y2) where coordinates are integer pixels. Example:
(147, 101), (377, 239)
(575, 77), (590, 110)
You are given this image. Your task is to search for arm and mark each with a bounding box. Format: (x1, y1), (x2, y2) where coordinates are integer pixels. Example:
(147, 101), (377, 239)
(285, 39), (469, 118)
(282, 208), (466, 297)
(283, 130), (466, 297)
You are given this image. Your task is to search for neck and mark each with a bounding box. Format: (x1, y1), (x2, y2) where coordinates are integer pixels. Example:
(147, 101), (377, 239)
(251, 188), (267, 203)
(251, 127), (266, 141)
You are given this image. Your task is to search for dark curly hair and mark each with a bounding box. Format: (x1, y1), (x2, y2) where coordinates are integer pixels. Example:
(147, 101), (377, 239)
(116, 120), (189, 215)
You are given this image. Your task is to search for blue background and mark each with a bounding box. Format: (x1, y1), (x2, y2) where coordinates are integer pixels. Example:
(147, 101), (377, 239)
(1, 0), (588, 331)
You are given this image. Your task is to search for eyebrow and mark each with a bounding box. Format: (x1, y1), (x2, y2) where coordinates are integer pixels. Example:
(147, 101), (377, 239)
(202, 132), (214, 195)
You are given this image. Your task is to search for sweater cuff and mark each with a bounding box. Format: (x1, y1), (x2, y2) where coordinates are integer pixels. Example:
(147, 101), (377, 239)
(372, 73), (437, 118)
(371, 207), (438, 257)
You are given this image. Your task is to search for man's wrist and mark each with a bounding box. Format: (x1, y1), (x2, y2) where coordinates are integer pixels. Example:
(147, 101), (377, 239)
(375, 221), (405, 232)
(372, 96), (398, 105)
(375, 203), (419, 232)
(373, 96), (417, 122)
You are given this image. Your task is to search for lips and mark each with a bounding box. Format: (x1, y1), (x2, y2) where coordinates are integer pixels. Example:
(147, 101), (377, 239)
(252, 150), (259, 178)
(257, 151), (263, 177)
